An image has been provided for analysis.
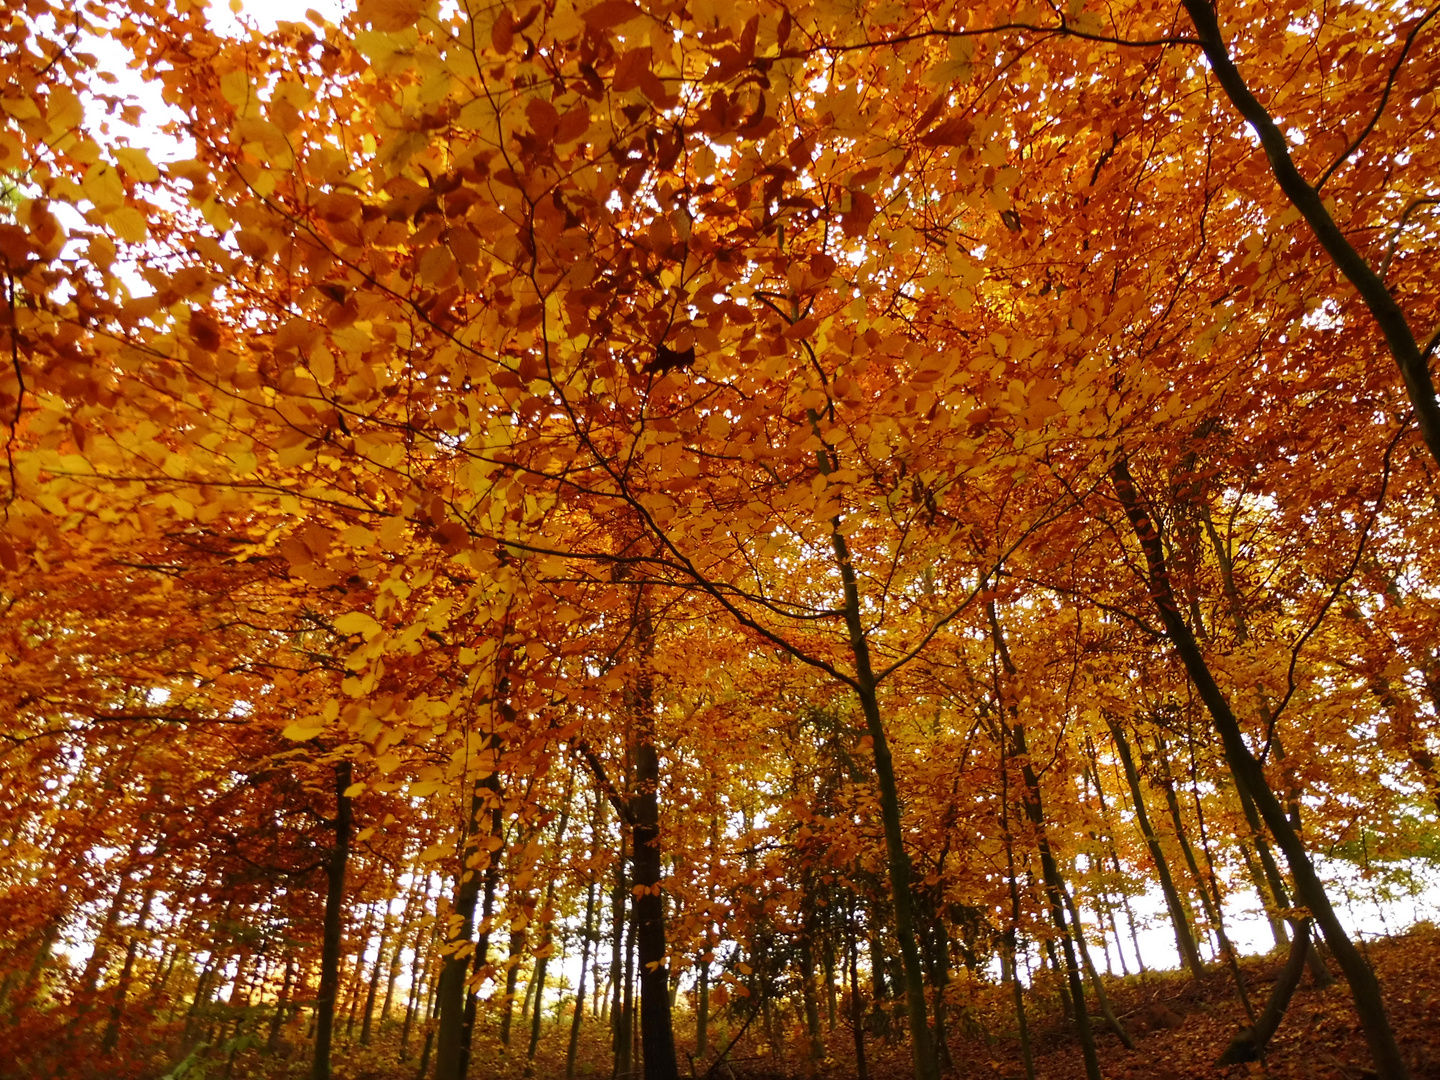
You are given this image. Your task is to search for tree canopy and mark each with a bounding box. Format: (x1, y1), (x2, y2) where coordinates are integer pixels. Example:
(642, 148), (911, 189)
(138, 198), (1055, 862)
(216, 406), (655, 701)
(2, 0), (1439, 1078)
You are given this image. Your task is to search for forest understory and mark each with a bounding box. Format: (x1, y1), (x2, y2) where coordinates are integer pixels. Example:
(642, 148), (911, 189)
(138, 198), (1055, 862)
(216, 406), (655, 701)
(19, 926), (1440, 1080)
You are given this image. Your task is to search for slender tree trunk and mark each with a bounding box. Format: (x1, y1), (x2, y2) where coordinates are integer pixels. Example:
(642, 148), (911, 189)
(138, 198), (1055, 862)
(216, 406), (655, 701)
(101, 878), (157, 1053)
(989, 600), (1099, 1078)
(400, 883), (433, 1060)
(268, 956), (296, 1052)
(384, 885), (422, 1025)
(344, 901), (377, 1040)
(313, 760), (352, 1080)
(1060, 880), (1134, 1050)
(810, 429), (935, 1080)
(1000, 752), (1037, 1080)
(1216, 919), (1313, 1065)
(1015, 723), (1103, 1080)
(1112, 457), (1409, 1080)
(799, 934), (825, 1064)
(360, 904), (391, 1046)
(630, 595), (679, 1080)
(1106, 716), (1206, 977)
(435, 766), (502, 1080)
(847, 896), (869, 1080)
(499, 917), (528, 1047)
(567, 872), (599, 1080)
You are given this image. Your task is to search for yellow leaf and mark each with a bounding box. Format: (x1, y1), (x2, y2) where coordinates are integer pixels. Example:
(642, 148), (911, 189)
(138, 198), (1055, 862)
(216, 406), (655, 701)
(46, 86), (85, 135)
(418, 842), (449, 862)
(106, 206), (149, 243)
(220, 69), (255, 114)
(357, 0), (427, 31)
(281, 721), (323, 741)
(343, 782), (366, 797)
(113, 146), (159, 182)
(334, 611), (381, 636)
(81, 162), (125, 212)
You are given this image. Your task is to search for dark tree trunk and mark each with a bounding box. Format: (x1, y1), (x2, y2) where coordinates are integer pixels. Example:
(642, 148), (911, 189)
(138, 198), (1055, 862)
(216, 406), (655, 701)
(1216, 919), (1313, 1065)
(566, 872), (599, 1080)
(1112, 457), (1409, 1080)
(630, 596), (679, 1080)
(434, 774), (500, 1080)
(101, 878), (157, 1054)
(1106, 716), (1206, 977)
(360, 904), (391, 1046)
(313, 760), (352, 1080)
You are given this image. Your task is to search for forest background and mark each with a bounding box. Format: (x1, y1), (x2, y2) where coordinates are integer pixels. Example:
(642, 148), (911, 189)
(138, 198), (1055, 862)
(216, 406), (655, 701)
(2, 0), (1440, 1078)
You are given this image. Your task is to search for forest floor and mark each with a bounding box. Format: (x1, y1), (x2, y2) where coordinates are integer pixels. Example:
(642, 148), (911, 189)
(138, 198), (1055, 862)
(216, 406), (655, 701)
(79, 924), (1440, 1080)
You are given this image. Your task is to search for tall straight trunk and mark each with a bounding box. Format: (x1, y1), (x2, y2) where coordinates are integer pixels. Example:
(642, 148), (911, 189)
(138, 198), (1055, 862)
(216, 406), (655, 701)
(1000, 743), (1036, 1080)
(847, 896), (869, 1080)
(416, 953), (444, 1079)
(360, 903), (391, 1045)
(499, 919), (528, 1047)
(78, 840), (142, 1007)
(823, 924), (838, 1031)
(610, 818), (630, 1077)
(811, 431), (935, 1080)
(344, 902), (378, 1039)
(1112, 457), (1409, 1080)
(616, 910), (636, 1079)
(100, 877), (157, 1053)
(526, 775), (575, 1070)
(268, 956), (296, 1051)
(630, 595), (679, 1080)
(799, 934), (825, 1063)
(694, 957), (708, 1060)
(399, 883), (433, 1059)
(1014, 723), (1103, 1080)
(313, 760), (352, 1080)
(927, 912), (954, 1071)
(1078, 744), (1134, 977)
(1059, 880), (1134, 1050)
(382, 892), (415, 1028)
(566, 874), (599, 1080)
(435, 762), (503, 1080)
(1150, 738), (1225, 954)
(1199, 479), (1318, 967)
(989, 601), (1098, 1078)
(1105, 717), (1206, 977)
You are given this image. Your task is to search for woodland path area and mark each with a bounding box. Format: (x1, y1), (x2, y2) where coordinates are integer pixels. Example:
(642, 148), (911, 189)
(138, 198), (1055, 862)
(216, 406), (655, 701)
(70, 927), (1440, 1080)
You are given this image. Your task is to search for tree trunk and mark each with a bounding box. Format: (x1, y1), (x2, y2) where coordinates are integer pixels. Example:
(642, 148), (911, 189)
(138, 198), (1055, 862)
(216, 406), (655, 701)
(811, 428), (935, 1080)
(567, 870), (599, 1080)
(344, 901), (378, 1040)
(1106, 716), (1206, 977)
(101, 877), (157, 1053)
(268, 956), (296, 1052)
(847, 896), (869, 1080)
(313, 759), (352, 1080)
(1216, 919), (1313, 1065)
(1014, 723), (1103, 1080)
(360, 903), (391, 1046)
(1112, 456), (1410, 1080)
(630, 595), (679, 1080)
(434, 772), (501, 1080)
(1000, 754), (1037, 1080)
(1059, 880), (1134, 1050)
